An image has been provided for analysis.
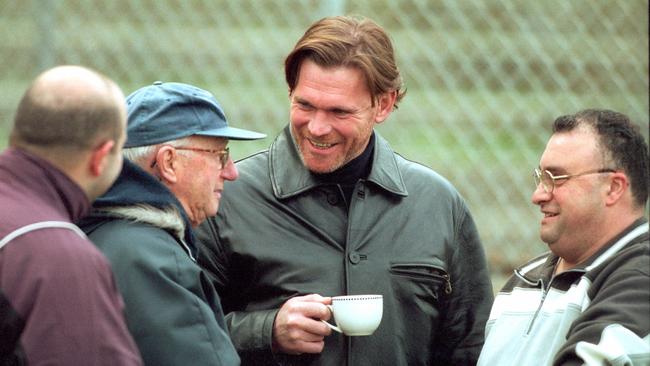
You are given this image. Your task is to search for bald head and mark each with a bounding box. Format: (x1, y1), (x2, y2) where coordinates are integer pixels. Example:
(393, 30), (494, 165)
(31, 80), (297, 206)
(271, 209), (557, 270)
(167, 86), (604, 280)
(8, 65), (128, 201)
(10, 65), (126, 153)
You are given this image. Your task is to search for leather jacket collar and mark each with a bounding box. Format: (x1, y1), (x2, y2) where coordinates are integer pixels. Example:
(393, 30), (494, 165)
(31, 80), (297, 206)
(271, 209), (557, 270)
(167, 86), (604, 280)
(268, 125), (408, 199)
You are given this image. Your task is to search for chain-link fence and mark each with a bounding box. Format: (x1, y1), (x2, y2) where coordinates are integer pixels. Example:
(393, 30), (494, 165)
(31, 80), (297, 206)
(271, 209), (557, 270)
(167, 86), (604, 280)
(1, 0), (648, 288)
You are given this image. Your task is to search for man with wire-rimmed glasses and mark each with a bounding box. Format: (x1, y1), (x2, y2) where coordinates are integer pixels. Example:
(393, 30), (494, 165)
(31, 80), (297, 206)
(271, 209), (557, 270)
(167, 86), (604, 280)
(79, 81), (265, 366)
(479, 109), (649, 366)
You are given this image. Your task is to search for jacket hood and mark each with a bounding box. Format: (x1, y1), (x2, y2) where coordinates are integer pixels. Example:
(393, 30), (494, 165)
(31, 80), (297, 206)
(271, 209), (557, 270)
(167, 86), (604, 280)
(79, 159), (197, 258)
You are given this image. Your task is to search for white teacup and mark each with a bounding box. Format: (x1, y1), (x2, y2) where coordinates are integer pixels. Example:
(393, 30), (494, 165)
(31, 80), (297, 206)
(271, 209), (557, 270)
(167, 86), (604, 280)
(321, 294), (383, 336)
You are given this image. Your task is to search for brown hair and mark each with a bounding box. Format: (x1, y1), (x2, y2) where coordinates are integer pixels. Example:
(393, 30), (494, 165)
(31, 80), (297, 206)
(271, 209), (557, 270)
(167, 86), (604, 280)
(285, 15), (406, 108)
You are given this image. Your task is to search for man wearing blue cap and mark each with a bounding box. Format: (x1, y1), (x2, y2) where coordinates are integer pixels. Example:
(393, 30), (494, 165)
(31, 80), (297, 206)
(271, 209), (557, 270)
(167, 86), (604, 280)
(79, 81), (265, 366)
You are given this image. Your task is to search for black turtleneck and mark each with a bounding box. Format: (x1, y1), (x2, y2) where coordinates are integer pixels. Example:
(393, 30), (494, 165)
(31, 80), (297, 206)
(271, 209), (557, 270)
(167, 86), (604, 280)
(313, 133), (375, 209)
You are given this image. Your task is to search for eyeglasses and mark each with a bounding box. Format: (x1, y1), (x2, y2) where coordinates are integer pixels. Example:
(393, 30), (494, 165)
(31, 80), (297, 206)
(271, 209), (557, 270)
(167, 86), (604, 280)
(175, 146), (230, 169)
(150, 146), (230, 169)
(533, 167), (616, 193)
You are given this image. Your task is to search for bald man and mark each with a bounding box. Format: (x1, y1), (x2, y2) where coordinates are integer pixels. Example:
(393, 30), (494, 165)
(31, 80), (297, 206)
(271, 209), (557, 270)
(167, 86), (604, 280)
(0, 66), (142, 365)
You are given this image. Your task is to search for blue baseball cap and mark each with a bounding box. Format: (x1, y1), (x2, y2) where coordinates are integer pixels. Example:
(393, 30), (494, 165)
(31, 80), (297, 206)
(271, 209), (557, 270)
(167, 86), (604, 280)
(124, 81), (265, 148)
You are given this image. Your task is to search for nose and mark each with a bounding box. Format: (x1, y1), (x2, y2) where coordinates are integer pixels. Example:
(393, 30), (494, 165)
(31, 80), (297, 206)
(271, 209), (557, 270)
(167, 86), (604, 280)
(531, 182), (551, 205)
(220, 158), (239, 181)
(308, 110), (332, 137)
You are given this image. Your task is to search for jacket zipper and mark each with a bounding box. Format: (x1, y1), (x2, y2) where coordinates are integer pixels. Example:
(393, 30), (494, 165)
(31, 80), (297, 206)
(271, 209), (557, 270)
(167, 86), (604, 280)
(514, 267), (548, 335)
(390, 264), (452, 295)
(526, 284), (547, 335)
(524, 269), (585, 334)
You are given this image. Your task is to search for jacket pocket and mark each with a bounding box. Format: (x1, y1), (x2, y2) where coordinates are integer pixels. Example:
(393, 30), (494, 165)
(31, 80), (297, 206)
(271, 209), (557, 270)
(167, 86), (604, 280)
(389, 262), (452, 297)
(388, 262), (450, 357)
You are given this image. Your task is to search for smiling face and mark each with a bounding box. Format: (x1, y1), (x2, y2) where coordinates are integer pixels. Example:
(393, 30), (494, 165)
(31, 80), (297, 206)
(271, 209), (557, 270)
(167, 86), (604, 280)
(172, 136), (238, 226)
(531, 126), (611, 262)
(289, 59), (395, 173)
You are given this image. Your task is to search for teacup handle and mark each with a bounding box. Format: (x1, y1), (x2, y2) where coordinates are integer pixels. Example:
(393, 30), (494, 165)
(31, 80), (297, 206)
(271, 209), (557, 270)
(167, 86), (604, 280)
(321, 305), (342, 333)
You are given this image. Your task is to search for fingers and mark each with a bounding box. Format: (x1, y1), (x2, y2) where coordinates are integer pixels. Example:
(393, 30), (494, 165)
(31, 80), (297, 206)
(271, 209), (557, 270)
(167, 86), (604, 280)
(272, 294), (334, 355)
(273, 328), (326, 355)
(298, 293), (333, 305)
(293, 294), (332, 320)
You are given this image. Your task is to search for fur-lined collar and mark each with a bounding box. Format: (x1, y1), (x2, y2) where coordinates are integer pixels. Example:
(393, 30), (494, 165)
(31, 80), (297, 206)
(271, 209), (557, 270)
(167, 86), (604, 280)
(100, 204), (185, 242)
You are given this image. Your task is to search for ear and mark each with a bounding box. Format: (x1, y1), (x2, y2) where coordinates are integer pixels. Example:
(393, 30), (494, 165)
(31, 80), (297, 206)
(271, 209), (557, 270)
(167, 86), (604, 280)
(89, 140), (115, 177)
(154, 145), (179, 184)
(374, 91), (397, 124)
(604, 172), (628, 206)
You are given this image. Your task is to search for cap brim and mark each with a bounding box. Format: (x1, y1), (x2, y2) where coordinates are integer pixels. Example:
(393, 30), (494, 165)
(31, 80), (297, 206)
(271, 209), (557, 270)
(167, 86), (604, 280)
(195, 126), (266, 140)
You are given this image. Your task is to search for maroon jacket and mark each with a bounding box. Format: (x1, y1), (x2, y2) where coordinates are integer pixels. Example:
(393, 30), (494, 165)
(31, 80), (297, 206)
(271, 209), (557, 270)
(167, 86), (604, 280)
(0, 148), (142, 365)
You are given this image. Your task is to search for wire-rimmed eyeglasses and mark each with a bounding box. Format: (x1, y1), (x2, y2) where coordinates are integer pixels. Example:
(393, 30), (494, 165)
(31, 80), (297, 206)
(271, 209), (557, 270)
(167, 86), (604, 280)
(533, 167), (616, 194)
(150, 146), (230, 169)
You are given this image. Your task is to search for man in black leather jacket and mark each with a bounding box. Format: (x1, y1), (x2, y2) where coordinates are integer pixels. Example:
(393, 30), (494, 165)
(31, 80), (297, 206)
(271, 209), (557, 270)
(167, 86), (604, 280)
(196, 15), (493, 366)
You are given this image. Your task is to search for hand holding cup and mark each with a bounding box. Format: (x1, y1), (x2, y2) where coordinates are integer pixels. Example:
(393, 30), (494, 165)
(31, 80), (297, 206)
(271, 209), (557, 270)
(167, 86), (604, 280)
(321, 295), (383, 336)
(273, 294), (333, 355)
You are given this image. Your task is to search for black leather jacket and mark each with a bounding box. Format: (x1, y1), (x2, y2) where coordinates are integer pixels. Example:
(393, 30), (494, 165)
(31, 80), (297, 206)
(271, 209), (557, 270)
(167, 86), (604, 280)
(196, 127), (493, 365)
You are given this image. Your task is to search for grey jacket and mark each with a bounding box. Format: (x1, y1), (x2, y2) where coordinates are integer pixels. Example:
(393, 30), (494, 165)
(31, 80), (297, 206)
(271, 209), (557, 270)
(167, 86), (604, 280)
(478, 219), (649, 366)
(196, 127), (494, 366)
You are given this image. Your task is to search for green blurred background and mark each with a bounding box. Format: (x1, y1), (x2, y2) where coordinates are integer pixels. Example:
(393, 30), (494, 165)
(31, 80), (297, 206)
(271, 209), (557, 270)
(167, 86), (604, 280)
(1, 0), (648, 291)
